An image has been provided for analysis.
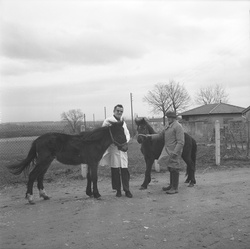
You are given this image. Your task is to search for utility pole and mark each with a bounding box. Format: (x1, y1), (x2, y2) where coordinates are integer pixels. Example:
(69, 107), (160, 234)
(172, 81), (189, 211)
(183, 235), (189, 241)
(84, 114), (87, 130)
(130, 93), (134, 137)
(104, 107), (106, 119)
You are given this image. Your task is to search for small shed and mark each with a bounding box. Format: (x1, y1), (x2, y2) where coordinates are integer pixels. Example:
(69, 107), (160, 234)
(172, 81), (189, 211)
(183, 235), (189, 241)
(180, 102), (245, 125)
(179, 103), (246, 142)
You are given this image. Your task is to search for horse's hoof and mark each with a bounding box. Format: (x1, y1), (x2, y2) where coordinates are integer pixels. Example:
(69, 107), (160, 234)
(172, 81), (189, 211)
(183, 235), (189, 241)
(39, 190), (50, 200)
(188, 183), (194, 187)
(86, 192), (93, 197)
(139, 186), (147, 190)
(40, 193), (50, 200)
(94, 194), (101, 199)
(184, 179), (190, 183)
(26, 194), (35, 204)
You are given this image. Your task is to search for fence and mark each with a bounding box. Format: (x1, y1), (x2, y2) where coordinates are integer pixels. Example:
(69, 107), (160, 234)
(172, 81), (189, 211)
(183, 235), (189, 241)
(221, 120), (250, 159)
(181, 119), (250, 159)
(0, 119), (249, 164)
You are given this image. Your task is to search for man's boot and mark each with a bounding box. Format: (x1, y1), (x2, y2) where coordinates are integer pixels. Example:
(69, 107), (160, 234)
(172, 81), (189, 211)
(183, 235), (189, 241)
(121, 168), (133, 198)
(162, 171), (173, 191)
(166, 170), (179, 194)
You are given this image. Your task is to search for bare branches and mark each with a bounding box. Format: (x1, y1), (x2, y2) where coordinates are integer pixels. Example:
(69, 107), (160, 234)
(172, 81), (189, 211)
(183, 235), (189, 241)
(61, 109), (84, 134)
(195, 84), (229, 105)
(167, 80), (191, 112)
(143, 84), (172, 115)
(143, 80), (191, 124)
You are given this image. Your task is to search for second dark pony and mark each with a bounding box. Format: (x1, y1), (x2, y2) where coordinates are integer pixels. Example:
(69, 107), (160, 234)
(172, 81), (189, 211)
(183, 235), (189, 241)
(135, 117), (197, 189)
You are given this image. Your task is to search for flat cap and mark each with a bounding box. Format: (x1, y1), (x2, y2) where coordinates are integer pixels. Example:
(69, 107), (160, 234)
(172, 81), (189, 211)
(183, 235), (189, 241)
(165, 111), (177, 118)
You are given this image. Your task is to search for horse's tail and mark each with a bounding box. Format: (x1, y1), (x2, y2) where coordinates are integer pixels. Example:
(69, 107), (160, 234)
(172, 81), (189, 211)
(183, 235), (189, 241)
(7, 141), (37, 175)
(191, 138), (197, 170)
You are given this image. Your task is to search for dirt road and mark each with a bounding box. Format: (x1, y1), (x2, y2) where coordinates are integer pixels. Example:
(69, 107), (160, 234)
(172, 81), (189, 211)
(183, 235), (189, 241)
(1, 167), (250, 249)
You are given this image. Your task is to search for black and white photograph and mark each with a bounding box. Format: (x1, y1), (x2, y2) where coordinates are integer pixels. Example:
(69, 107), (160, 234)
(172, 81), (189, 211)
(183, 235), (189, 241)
(1, 1), (250, 248)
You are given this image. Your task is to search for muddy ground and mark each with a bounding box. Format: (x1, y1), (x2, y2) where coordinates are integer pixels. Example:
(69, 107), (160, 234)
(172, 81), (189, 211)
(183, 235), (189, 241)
(1, 167), (250, 249)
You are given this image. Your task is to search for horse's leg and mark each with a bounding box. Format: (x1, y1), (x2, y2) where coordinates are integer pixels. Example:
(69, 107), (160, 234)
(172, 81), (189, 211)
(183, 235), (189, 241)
(86, 165), (93, 197)
(185, 166), (191, 183)
(37, 158), (53, 200)
(182, 155), (195, 187)
(140, 157), (154, 190)
(190, 141), (197, 186)
(90, 164), (101, 199)
(37, 175), (50, 200)
(26, 164), (44, 204)
(188, 169), (196, 187)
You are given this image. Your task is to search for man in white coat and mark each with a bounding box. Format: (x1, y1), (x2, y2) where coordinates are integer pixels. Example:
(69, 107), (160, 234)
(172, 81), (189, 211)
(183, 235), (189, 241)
(100, 104), (133, 198)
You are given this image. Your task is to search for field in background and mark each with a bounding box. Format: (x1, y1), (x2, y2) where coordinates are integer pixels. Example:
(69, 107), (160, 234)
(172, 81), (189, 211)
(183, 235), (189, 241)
(0, 120), (134, 138)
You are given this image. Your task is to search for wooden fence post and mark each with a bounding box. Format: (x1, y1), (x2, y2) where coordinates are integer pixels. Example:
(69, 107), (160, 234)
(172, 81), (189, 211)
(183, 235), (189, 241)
(154, 160), (160, 172)
(247, 120), (250, 157)
(215, 120), (220, 165)
(80, 125), (87, 179)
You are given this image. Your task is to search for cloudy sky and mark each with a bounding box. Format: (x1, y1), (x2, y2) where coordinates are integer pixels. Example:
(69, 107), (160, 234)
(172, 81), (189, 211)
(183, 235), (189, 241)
(0, 0), (249, 123)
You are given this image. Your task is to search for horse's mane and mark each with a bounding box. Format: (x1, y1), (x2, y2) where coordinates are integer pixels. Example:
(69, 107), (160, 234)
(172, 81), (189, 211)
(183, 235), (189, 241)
(136, 118), (157, 134)
(79, 126), (109, 142)
(145, 120), (156, 134)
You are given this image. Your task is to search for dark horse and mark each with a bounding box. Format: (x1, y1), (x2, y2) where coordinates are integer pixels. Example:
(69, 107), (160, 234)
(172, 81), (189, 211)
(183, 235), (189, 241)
(135, 118), (197, 190)
(7, 122), (128, 204)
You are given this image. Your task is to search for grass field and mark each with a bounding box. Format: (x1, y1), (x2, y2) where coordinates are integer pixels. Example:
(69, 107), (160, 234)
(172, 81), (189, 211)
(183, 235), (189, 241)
(0, 137), (249, 188)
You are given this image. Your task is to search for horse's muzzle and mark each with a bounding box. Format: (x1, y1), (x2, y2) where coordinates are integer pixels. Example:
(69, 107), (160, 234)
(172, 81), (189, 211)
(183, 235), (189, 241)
(137, 134), (146, 144)
(118, 143), (128, 152)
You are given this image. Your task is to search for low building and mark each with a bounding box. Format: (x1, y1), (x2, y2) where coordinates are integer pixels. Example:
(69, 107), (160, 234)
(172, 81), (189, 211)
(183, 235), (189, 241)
(180, 102), (245, 125)
(180, 103), (246, 142)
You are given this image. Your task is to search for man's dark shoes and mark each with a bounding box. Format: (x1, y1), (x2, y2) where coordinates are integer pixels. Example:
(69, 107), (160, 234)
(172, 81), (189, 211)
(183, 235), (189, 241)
(162, 185), (172, 191)
(125, 191), (133, 198)
(116, 190), (122, 197)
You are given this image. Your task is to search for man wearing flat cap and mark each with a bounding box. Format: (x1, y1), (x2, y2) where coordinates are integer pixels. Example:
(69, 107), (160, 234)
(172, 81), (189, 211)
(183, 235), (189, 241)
(146, 111), (185, 194)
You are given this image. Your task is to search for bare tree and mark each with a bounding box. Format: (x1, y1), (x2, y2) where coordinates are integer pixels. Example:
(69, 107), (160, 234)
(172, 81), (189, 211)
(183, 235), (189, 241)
(167, 80), (191, 113)
(143, 81), (191, 125)
(61, 109), (84, 134)
(195, 84), (229, 105)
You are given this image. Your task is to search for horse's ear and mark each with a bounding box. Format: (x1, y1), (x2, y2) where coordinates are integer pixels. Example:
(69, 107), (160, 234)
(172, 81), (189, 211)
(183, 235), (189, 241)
(135, 117), (143, 125)
(135, 117), (139, 125)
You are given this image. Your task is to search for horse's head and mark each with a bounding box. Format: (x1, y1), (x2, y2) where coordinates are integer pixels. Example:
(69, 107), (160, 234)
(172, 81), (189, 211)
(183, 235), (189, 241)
(135, 117), (150, 144)
(109, 121), (128, 152)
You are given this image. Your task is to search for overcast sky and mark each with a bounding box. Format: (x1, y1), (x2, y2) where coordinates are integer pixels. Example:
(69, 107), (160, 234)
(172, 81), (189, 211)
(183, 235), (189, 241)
(0, 0), (249, 123)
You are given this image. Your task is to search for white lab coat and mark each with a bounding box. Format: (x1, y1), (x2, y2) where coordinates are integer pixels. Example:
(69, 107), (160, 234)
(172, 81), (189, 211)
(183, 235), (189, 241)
(99, 116), (130, 168)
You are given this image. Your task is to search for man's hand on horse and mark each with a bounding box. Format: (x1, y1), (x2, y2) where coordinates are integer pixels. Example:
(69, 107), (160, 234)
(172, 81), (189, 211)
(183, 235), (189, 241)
(138, 134), (152, 141)
(170, 153), (178, 160)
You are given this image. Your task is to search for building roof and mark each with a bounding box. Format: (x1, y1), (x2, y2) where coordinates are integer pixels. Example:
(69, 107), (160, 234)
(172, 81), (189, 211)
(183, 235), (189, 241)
(180, 103), (245, 116)
(242, 106), (250, 114)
